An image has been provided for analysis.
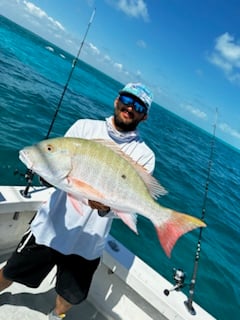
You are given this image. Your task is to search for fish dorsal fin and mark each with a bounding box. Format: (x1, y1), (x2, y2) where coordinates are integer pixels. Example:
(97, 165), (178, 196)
(92, 139), (168, 199)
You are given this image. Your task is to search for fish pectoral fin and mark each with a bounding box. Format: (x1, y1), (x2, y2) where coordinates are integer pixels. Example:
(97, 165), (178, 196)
(113, 210), (138, 234)
(67, 194), (84, 215)
(68, 177), (105, 200)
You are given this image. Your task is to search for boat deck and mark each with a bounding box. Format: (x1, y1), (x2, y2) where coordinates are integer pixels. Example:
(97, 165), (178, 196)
(0, 258), (107, 320)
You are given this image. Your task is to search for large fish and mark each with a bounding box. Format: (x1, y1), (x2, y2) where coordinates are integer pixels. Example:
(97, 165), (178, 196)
(19, 137), (206, 257)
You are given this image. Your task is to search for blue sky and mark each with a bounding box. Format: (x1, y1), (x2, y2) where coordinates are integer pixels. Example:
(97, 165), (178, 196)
(1, 0), (240, 149)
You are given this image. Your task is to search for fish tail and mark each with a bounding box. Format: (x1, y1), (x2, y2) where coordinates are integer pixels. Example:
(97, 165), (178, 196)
(155, 211), (206, 257)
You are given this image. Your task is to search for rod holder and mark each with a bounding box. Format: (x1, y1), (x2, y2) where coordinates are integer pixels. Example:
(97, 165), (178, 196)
(184, 299), (196, 315)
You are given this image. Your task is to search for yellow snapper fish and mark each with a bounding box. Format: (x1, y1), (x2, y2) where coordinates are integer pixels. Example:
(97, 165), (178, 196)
(19, 137), (206, 257)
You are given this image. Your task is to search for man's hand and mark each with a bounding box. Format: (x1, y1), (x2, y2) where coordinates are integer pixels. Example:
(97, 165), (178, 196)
(88, 200), (111, 216)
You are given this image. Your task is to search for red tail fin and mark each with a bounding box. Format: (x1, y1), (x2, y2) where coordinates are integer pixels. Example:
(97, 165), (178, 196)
(155, 212), (206, 257)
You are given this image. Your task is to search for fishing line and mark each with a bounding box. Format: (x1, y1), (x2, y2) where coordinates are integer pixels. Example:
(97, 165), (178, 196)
(184, 108), (218, 315)
(20, 8), (96, 197)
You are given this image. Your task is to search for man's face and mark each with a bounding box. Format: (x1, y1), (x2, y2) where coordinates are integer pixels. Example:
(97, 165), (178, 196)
(113, 96), (147, 131)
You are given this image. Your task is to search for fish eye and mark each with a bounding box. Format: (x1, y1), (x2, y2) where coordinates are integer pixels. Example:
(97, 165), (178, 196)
(46, 144), (54, 152)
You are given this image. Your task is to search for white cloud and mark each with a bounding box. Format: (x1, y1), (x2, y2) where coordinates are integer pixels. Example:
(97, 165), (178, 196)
(1, 0), (70, 51)
(181, 104), (208, 120)
(107, 0), (149, 21)
(49, 18), (65, 32)
(103, 55), (111, 62)
(137, 39), (146, 48)
(219, 122), (240, 139)
(114, 63), (123, 72)
(21, 1), (65, 32)
(215, 33), (240, 64)
(208, 32), (240, 84)
(88, 43), (100, 55)
(24, 1), (46, 18)
(209, 53), (232, 73)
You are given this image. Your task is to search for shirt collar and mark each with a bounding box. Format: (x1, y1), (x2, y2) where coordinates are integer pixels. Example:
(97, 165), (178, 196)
(105, 116), (139, 143)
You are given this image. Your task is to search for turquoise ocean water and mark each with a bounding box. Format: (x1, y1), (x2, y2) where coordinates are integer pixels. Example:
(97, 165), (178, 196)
(0, 15), (239, 319)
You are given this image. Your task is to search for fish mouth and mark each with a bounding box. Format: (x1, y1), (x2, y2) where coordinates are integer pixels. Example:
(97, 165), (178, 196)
(19, 150), (33, 170)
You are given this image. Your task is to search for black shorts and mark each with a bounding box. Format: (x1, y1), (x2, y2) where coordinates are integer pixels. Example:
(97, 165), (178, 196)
(3, 230), (100, 304)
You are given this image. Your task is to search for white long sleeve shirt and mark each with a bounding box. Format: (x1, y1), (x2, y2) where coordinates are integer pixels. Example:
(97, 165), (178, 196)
(31, 117), (155, 260)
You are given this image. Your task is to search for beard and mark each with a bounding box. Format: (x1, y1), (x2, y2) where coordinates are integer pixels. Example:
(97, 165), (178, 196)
(113, 113), (139, 131)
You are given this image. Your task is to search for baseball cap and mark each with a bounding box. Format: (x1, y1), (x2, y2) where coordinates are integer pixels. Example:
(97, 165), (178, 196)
(119, 82), (153, 110)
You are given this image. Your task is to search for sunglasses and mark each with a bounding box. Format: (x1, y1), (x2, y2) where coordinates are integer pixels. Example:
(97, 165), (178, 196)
(119, 95), (147, 114)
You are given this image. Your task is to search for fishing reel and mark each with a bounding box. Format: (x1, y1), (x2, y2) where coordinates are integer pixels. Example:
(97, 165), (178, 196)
(163, 268), (186, 296)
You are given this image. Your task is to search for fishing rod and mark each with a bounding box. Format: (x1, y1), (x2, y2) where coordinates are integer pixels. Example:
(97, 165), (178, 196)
(45, 8), (96, 140)
(20, 8), (96, 198)
(163, 109), (218, 313)
(184, 108), (218, 315)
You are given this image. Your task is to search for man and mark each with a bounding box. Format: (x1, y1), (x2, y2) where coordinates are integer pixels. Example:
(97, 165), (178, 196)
(0, 82), (155, 319)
